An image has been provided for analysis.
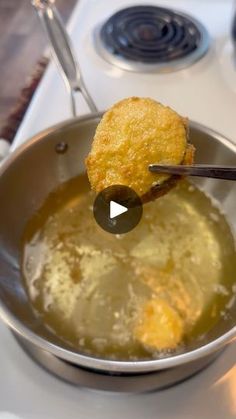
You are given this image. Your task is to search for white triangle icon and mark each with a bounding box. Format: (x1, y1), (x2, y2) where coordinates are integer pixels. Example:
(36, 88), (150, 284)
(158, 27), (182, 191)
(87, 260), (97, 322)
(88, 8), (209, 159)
(110, 200), (128, 219)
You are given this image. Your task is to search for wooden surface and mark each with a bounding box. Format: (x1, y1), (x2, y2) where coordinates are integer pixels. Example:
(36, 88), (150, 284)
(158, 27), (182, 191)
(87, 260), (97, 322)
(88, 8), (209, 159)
(0, 0), (77, 131)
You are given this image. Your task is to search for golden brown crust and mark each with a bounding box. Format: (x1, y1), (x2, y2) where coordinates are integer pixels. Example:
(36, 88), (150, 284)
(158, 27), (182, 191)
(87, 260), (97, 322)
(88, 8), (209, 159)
(183, 143), (195, 165)
(142, 141), (195, 203)
(86, 97), (189, 197)
(133, 297), (184, 351)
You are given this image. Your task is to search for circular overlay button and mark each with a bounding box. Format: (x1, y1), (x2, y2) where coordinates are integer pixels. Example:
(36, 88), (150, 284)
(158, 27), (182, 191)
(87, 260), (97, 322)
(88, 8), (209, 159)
(93, 185), (143, 234)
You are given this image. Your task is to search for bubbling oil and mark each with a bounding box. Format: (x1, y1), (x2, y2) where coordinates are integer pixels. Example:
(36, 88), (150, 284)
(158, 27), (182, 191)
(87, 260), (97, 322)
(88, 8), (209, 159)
(21, 175), (236, 360)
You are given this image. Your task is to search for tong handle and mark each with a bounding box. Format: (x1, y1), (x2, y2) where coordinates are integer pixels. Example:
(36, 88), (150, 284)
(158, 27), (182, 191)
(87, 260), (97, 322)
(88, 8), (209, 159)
(149, 164), (236, 180)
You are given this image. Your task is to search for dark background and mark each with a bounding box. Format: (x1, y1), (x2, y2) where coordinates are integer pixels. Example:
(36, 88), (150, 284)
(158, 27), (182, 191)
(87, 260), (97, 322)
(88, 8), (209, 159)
(0, 0), (77, 132)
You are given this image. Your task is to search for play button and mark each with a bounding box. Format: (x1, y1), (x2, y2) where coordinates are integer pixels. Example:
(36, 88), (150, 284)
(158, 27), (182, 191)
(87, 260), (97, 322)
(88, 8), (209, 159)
(110, 201), (128, 219)
(93, 185), (143, 234)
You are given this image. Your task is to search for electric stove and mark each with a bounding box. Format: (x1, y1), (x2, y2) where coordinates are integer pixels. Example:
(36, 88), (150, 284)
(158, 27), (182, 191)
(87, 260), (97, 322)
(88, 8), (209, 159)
(1, 0), (236, 417)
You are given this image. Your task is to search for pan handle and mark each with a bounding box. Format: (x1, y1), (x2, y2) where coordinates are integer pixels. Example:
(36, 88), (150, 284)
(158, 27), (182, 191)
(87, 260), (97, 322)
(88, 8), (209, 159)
(32, 0), (98, 116)
(0, 139), (10, 164)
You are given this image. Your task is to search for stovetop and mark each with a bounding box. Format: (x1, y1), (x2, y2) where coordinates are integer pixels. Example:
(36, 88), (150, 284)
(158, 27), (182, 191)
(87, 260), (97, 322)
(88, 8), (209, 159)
(94, 5), (210, 72)
(1, 320), (236, 418)
(2, 0), (236, 417)
(13, 0), (236, 149)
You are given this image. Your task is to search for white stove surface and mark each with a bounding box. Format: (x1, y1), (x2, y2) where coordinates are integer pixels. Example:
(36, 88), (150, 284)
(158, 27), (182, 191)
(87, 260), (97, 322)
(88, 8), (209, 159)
(2, 0), (236, 417)
(13, 0), (236, 149)
(1, 320), (236, 418)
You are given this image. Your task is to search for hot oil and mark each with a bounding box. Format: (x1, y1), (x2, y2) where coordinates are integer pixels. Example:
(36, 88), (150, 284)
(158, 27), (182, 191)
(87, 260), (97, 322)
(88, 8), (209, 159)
(21, 175), (236, 360)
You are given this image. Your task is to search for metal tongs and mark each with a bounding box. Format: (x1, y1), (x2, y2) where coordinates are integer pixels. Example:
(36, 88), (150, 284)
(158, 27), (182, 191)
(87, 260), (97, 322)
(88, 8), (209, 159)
(149, 164), (236, 180)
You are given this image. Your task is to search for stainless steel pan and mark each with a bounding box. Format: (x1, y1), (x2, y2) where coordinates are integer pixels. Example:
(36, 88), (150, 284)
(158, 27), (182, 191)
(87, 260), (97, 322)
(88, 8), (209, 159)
(0, 0), (235, 391)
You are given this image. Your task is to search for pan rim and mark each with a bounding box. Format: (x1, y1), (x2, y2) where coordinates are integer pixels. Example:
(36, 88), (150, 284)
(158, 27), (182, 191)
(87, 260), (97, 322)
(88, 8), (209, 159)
(0, 115), (236, 373)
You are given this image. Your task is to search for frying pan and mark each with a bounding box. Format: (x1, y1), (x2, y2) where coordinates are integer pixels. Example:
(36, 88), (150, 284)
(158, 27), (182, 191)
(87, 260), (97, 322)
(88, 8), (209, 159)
(0, 0), (235, 391)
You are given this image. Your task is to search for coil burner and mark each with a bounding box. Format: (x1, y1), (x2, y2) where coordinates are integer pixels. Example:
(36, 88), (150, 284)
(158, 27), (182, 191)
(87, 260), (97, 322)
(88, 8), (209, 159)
(94, 5), (210, 72)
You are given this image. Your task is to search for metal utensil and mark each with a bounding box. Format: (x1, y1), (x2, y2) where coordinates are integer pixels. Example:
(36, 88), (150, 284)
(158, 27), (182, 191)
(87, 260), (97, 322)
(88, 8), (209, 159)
(149, 164), (236, 180)
(32, 0), (97, 116)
